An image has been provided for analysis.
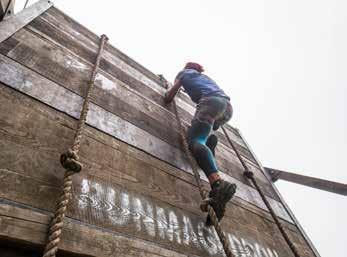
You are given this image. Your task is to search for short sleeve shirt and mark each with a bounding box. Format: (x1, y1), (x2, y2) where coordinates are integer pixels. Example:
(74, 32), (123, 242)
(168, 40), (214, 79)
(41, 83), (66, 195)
(175, 69), (228, 103)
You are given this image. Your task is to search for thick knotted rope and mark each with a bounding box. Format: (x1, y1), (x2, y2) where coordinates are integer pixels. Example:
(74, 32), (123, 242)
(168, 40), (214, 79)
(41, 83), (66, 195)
(221, 126), (301, 257)
(42, 34), (108, 257)
(172, 100), (236, 257)
(60, 149), (82, 173)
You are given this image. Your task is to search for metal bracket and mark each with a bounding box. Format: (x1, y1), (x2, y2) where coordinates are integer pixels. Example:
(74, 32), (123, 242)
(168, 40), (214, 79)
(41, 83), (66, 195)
(0, 0), (53, 43)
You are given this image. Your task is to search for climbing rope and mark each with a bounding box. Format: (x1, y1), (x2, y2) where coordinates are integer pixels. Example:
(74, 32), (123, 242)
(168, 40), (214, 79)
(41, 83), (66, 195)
(172, 99), (236, 257)
(221, 126), (301, 257)
(42, 34), (108, 257)
(0, 0), (13, 21)
(23, 0), (30, 10)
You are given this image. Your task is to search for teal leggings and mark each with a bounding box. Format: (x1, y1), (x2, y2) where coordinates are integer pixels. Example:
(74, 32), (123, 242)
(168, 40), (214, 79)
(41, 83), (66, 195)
(188, 96), (232, 177)
(188, 121), (218, 176)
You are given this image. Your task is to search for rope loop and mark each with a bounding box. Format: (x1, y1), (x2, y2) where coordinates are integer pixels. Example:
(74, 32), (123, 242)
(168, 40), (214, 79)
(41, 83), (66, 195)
(60, 149), (82, 173)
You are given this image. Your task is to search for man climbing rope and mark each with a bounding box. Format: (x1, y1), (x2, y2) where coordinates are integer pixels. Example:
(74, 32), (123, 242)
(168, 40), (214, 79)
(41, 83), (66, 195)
(164, 62), (237, 225)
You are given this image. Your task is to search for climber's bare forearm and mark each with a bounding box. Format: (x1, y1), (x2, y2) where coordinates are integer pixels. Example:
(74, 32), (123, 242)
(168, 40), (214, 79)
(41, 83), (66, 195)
(164, 80), (182, 103)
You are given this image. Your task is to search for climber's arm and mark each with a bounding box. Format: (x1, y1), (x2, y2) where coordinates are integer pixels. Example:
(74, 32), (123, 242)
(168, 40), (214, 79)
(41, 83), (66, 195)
(164, 79), (182, 103)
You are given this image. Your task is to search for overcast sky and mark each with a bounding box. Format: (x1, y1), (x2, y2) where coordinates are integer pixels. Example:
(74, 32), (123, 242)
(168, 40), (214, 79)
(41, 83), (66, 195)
(17, 1), (346, 256)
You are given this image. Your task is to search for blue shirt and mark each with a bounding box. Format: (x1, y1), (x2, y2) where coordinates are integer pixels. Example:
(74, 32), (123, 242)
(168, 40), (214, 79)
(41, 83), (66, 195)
(175, 69), (228, 103)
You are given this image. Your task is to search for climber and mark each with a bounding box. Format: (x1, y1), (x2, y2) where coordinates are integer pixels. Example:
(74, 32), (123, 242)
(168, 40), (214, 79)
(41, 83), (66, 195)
(164, 62), (237, 225)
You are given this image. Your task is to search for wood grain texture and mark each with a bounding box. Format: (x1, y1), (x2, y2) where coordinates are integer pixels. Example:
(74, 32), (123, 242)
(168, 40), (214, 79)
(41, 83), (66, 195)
(0, 81), (291, 222)
(0, 0), (53, 43)
(34, 6), (251, 165)
(0, 199), (315, 257)
(25, 10), (269, 192)
(0, 27), (277, 199)
(33, 7), (196, 109)
(0, 6), (318, 257)
(0, 200), (189, 257)
(0, 55), (288, 219)
(26, 7), (249, 152)
(0, 84), (314, 257)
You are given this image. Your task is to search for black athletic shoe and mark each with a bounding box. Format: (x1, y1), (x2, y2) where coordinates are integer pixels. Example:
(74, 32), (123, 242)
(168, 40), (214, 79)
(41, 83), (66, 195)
(206, 134), (218, 156)
(205, 180), (237, 226)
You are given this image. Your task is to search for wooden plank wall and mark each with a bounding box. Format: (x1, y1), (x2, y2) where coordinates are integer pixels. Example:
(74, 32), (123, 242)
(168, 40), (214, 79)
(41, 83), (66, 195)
(0, 7), (278, 200)
(0, 6), (316, 257)
(0, 85), (312, 257)
(0, 9), (291, 216)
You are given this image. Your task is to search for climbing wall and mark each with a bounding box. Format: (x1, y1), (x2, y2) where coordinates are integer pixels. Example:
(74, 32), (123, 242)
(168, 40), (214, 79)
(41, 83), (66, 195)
(0, 3), (318, 257)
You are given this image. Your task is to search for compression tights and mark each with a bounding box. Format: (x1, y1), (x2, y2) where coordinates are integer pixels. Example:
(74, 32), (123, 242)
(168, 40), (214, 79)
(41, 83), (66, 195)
(188, 121), (218, 177)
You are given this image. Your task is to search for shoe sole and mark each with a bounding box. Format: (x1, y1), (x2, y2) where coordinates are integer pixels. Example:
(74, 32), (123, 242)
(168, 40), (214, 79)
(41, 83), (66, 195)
(219, 183), (237, 205)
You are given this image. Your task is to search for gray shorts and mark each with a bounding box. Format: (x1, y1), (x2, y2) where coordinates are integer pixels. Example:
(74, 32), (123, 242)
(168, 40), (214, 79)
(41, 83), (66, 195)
(193, 96), (233, 129)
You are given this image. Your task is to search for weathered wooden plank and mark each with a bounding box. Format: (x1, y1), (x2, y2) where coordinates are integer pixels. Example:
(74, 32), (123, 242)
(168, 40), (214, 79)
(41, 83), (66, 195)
(44, 6), (197, 109)
(0, 36), (19, 55)
(37, 7), (197, 109)
(0, 27), (276, 199)
(0, 196), (313, 257)
(1, 29), (182, 149)
(0, 170), (297, 257)
(0, 245), (42, 257)
(32, 6), (171, 96)
(0, 200), (189, 257)
(0, 0), (53, 43)
(39, 7), (200, 112)
(0, 55), (290, 220)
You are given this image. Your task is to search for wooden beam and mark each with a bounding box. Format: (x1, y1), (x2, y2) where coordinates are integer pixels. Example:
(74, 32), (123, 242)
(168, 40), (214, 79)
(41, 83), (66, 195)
(0, 199), (189, 257)
(266, 167), (347, 196)
(0, 0), (52, 43)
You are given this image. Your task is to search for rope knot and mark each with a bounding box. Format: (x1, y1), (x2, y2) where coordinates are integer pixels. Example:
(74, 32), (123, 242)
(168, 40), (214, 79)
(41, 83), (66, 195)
(60, 149), (82, 173)
(243, 170), (254, 179)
